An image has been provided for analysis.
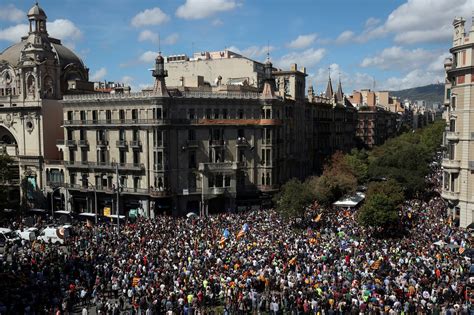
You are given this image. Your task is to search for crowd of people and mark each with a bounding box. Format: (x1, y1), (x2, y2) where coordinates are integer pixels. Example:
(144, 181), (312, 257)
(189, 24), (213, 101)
(0, 162), (473, 314)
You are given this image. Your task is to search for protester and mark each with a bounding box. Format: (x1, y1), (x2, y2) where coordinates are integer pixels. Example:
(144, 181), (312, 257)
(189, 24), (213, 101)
(0, 159), (472, 314)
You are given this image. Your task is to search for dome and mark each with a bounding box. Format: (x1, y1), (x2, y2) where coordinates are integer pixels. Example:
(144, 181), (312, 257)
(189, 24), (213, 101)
(27, 3), (47, 19)
(0, 40), (86, 73)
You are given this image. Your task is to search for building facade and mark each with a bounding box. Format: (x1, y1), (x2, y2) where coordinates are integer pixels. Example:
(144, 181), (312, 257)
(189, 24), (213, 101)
(356, 106), (399, 148)
(0, 3), (91, 208)
(441, 16), (474, 227)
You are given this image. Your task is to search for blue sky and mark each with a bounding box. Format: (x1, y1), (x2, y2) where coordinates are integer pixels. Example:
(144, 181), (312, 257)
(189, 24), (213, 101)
(0, 0), (473, 93)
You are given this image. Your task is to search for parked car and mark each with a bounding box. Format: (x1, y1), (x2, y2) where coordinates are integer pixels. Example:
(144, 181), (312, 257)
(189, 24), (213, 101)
(0, 228), (21, 244)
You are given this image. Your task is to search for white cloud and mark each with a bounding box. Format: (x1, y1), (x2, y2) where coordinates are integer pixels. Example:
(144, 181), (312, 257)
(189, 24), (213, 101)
(365, 17), (381, 29)
(287, 34), (317, 49)
(356, 0), (472, 44)
(121, 76), (134, 85)
(360, 46), (438, 71)
(212, 18), (223, 26)
(0, 4), (25, 23)
(335, 31), (354, 44)
(164, 33), (179, 45)
(131, 7), (170, 27)
(139, 51), (158, 63)
(48, 19), (83, 41)
(382, 69), (443, 90)
(277, 48), (326, 69)
(138, 30), (179, 45)
(176, 0), (240, 20)
(0, 24), (28, 42)
(228, 45), (275, 58)
(90, 67), (107, 81)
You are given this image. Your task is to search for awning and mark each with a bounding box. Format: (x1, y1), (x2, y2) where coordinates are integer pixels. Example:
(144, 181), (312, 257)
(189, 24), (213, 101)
(333, 192), (365, 208)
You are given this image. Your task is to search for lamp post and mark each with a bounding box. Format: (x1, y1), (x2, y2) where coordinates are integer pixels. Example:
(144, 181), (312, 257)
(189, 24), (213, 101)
(88, 183), (98, 225)
(50, 186), (62, 217)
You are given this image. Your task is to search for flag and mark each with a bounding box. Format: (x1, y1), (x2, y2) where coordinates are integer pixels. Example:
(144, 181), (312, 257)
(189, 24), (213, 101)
(237, 230), (245, 239)
(314, 214), (322, 222)
(371, 260), (381, 270)
(288, 256), (297, 266)
(223, 229), (230, 239)
(243, 223), (249, 232)
(132, 277), (140, 287)
(459, 247), (465, 254)
(219, 236), (226, 246)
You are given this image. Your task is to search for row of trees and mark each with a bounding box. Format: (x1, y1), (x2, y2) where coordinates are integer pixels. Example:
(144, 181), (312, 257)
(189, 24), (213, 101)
(275, 120), (445, 230)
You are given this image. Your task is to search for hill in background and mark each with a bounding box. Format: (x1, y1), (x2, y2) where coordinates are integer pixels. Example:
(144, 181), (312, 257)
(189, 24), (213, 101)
(390, 84), (444, 105)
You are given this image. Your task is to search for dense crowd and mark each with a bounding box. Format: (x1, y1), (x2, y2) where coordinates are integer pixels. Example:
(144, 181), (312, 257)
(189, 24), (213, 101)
(0, 163), (473, 314)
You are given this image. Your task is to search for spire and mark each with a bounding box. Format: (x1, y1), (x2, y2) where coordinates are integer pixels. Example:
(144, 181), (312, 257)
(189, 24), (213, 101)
(261, 53), (275, 99)
(324, 70), (334, 99)
(336, 75), (344, 103)
(151, 51), (169, 97)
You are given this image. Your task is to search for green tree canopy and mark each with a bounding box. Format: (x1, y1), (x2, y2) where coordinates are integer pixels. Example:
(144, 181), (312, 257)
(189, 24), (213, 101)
(357, 193), (399, 229)
(274, 178), (313, 220)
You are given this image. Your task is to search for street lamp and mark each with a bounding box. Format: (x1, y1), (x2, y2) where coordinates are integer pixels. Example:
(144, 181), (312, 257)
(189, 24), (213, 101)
(88, 183), (98, 225)
(50, 186), (62, 217)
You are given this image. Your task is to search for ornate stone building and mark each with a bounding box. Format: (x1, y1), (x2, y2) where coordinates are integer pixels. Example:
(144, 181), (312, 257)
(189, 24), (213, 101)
(441, 16), (474, 227)
(0, 3), (91, 207)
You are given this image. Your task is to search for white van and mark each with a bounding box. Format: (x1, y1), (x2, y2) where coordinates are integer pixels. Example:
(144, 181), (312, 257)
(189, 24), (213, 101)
(16, 227), (39, 241)
(0, 228), (21, 244)
(37, 226), (71, 244)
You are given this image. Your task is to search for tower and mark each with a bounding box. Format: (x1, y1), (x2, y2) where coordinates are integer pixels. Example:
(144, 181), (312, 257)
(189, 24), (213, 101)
(151, 52), (169, 97)
(261, 55), (275, 99)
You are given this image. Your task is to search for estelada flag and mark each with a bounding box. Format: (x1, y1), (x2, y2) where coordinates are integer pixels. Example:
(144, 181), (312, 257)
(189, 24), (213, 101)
(288, 256), (297, 266)
(371, 260), (381, 270)
(459, 247), (465, 254)
(314, 214), (322, 222)
(219, 236), (226, 246)
(132, 277), (140, 287)
(237, 230), (245, 239)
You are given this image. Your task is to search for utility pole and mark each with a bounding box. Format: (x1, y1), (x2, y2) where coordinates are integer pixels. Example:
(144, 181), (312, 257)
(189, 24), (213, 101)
(115, 163), (120, 233)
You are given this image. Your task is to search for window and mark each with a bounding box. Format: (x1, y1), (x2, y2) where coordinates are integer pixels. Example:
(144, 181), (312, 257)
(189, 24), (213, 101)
(189, 151), (196, 169)
(133, 177), (140, 190)
(450, 173), (457, 192)
(80, 110), (86, 121)
(69, 149), (75, 162)
(70, 173), (76, 185)
(188, 129), (196, 141)
(106, 110), (111, 123)
(224, 175), (231, 187)
(156, 108), (162, 119)
(133, 129), (139, 141)
(119, 129), (126, 141)
(448, 143), (455, 160)
(132, 109), (138, 120)
(443, 172), (449, 190)
(188, 173), (196, 190)
(81, 149), (87, 162)
(457, 75), (465, 84)
(82, 174), (88, 188)
(205, 109), (212, 119)
(188, 108), (195, 119)
(79, 130), (86, 141)
(67, 111), (73, 121)
(119, 150), (126, 164)
(238, 109), (244, 119)
(157, 151), (163, 169)
(238, 149), (245, 162)
(98, 149), (107, 164)
(213, 109), (219, 119)
(222, 109), (228, 119)
(67, 129), (73, 141)
(119, 109), (125, 121)
(133, 150), (140, 165)
(238, 129), (245, 138)
(120, 176), (127, 188)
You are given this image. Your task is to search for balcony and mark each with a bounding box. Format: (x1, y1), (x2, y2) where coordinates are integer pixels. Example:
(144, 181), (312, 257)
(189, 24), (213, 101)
(150, 190), (172, 198)
(236, 138), (249, 146)
(64, 118), (172, 126)
(210, 187), (226, 195)
(97, 140), (109, 147)
(64, 161), (145, 171)
(209, 139), (226, 147)
(185, 140), (199, 148)
(65, 140), (76, 147)
(442, 158), (460, 170)
(199, 162), (239, 173)
(116, 140), (128, 148)
(129, 140), (142, 149)
(77, 140), (89, 147)
(446, 131), (459, 141)
(441, 190), (460, 201)
(257, 184), (279, 192)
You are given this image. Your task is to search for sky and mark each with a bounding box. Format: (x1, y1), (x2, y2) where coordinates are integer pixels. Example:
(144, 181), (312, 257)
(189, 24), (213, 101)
(0, 0), (473, 93)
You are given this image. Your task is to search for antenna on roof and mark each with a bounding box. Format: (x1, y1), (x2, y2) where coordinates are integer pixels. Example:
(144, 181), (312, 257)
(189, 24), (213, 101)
(328, 65), (331, 79)
(158, 32), (161, 54)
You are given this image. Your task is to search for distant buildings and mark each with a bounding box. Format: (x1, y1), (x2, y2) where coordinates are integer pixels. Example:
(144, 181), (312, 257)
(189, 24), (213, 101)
(0, 3), (436, 217)
(441, 16), (474, 228)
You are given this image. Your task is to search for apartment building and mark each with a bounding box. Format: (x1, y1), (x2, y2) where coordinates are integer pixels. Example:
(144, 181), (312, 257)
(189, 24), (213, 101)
(441, 16), (474, 227)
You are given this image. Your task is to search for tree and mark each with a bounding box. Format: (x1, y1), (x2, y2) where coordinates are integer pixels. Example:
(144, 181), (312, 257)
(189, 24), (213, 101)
(366, 179), (404, 208)
(357, 193), (399, 229)
(345, 149), (369, 184)
(274, 178), (313, 220)
(0, 154), (14, 221)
